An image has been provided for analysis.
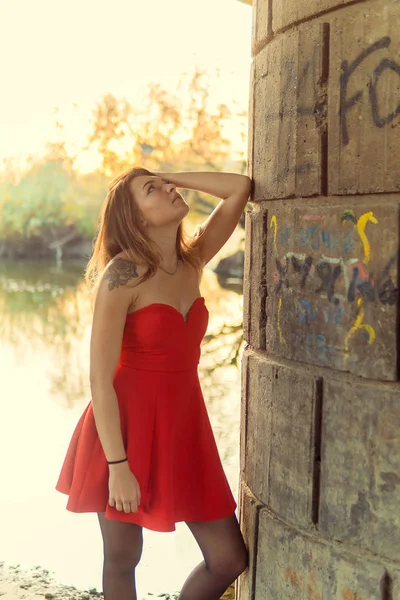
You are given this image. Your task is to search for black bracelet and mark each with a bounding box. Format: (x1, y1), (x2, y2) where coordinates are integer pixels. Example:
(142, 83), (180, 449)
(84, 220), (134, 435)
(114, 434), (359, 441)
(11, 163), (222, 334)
(107, 457), (128, 465)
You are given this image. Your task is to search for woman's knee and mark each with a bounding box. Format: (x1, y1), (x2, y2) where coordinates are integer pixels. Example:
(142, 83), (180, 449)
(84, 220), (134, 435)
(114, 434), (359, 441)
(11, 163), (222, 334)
(209, 544), (249, 581)
(98, 514), (143, 572)
(230, 544), (249, 579)
(237, 544), (249, 576)
(104, 541), (143, 572)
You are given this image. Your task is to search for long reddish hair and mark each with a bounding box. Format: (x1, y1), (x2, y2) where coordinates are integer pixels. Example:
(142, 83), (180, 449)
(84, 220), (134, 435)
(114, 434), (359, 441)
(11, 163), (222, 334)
(85, 167), (203, 293)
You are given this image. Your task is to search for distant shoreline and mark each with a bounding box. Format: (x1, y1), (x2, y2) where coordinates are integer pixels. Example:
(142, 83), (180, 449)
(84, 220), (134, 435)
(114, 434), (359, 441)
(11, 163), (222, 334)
(0, 235), (93, 262)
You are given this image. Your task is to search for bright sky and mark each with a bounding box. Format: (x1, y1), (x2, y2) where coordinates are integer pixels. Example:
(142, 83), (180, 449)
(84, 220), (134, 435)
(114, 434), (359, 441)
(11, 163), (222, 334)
(0, 0), (252, 172)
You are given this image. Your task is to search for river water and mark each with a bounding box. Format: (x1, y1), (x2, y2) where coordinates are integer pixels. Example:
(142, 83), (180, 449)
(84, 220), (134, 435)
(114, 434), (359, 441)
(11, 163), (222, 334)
(0, 259), (243, 599)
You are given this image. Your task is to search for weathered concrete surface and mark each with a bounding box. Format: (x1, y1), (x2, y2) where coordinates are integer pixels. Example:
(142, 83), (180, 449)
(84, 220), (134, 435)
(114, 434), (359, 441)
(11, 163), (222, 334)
(252, 22), (326, 200)
(266, 365), (319, 528)
(242, 208), (267, 349)
(251, 0), (271, 54)
(272, 0), (364, 33)
(236, 485), (263, 600)
(320, 379), (400, 561)
(329, 2), (400, 194)
(253, 0), (400, 201)
(265, 200), (399, 380)
(255, 510), (400, 599)
(243, 353), (320, 527)
(242, 353), (271, 499)
(241, 0), (400, 598)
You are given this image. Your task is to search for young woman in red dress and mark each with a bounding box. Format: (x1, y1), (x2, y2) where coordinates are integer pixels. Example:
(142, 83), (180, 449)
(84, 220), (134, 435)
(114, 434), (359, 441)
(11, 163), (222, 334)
(56, 168), (251, 600)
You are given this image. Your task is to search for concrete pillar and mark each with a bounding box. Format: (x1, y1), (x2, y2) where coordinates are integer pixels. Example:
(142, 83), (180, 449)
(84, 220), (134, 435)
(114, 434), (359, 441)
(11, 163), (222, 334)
(239, 1), (400, 598)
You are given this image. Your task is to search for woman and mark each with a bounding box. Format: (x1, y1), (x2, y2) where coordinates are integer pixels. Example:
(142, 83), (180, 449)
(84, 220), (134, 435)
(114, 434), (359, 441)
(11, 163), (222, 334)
(56, 167), (251, 600)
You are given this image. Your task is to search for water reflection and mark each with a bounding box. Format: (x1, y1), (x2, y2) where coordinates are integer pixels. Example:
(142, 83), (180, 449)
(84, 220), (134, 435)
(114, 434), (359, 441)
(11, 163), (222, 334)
(0, 260), (92, 407)
(0, 259), (243, 598)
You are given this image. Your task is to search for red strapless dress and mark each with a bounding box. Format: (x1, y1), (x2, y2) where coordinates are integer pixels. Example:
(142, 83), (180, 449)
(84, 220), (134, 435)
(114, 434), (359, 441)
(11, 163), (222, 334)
(55, 297), (236, 532)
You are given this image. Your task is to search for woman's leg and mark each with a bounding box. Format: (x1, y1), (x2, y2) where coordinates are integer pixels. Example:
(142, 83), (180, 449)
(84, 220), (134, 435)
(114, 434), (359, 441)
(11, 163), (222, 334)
(97, 513), (143, 600)
(179, 514), (248, 600)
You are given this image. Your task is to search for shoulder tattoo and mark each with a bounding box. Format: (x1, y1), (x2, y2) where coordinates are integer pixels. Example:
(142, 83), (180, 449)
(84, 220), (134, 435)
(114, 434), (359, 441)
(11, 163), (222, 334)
(106, 258), (139, 291)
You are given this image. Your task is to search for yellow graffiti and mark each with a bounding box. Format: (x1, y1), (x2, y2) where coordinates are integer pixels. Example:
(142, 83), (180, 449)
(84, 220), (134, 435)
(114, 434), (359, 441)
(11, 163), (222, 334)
(357, 211), (378, 264)
(344, 298), (376, 357)
(277, 297), (286, 345)
(270, 215), (278, 257)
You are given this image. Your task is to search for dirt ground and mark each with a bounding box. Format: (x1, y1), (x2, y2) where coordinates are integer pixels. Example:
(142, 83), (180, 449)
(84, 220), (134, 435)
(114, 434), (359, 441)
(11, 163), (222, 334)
(0, 563), (103, 600)
(0, 562), (235, 600)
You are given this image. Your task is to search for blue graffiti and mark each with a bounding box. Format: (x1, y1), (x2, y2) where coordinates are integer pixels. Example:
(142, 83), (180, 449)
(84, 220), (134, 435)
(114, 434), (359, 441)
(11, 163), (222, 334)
(321, 228), (330, 249)
(343, 231), (354, 254)
(299, 299), (342, 326)
(277, 224), (355, 253)
(278, 225), (291, 248)
(305, 332), (329, 361)
(323, 305), (342, 325)
(300, 299), (317, 325)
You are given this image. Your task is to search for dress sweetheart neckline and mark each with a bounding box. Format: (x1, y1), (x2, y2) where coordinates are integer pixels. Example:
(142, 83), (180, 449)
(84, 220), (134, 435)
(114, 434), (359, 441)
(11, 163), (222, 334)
(126, 296), (205, 324)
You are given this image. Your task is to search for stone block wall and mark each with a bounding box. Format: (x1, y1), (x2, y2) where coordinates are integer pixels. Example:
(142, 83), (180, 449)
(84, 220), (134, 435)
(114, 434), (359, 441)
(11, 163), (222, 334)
(239, 1), (400, 598)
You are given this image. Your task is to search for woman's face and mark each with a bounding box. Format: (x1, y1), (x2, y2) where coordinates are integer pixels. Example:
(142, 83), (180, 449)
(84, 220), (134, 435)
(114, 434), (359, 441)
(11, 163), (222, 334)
(130, 175), (189, 228)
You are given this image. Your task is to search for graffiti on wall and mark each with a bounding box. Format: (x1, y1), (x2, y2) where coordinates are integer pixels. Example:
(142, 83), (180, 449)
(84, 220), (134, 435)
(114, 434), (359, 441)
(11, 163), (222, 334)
(340, 36), (400, 146)
(260, 33), (400, 191)
(270, 210), (398, 366)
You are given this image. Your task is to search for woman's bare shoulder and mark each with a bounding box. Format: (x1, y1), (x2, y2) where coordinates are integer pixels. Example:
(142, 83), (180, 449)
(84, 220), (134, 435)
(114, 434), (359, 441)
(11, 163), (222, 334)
(92, 257), (143, 319)
(103, 252), (147, 291)
(104, 257), (138, 291)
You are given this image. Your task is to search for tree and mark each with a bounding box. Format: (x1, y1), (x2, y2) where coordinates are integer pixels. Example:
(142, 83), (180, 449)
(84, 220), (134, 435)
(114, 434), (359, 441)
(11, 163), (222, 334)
(0, 66), (248, 254)
(0, 160), (72, 240)
(87, 94), (134, 176)
(87, 66), (247, 177)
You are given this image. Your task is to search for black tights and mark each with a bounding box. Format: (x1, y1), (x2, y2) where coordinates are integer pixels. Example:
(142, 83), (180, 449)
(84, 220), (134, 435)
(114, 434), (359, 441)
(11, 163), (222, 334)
(97, 513), (248, 600)
(98, 514), (143, 600)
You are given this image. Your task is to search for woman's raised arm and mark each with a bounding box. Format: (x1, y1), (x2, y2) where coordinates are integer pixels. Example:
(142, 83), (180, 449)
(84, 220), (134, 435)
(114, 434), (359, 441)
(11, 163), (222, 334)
(157, 171), (251, 264)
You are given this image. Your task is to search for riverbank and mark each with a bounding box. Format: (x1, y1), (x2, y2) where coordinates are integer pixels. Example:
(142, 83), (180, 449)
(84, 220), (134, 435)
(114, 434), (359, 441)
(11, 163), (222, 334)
(0, 562), (235, 599)
(0, 563), (104, 600)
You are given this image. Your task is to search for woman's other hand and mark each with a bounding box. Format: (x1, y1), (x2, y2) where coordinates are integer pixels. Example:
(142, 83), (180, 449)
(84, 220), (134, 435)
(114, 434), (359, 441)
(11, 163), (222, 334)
(108, 462), (141, 513)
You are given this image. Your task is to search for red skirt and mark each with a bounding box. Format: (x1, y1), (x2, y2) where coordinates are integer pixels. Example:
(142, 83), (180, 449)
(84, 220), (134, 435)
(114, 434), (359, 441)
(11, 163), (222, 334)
(56, 364), (237, 532)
